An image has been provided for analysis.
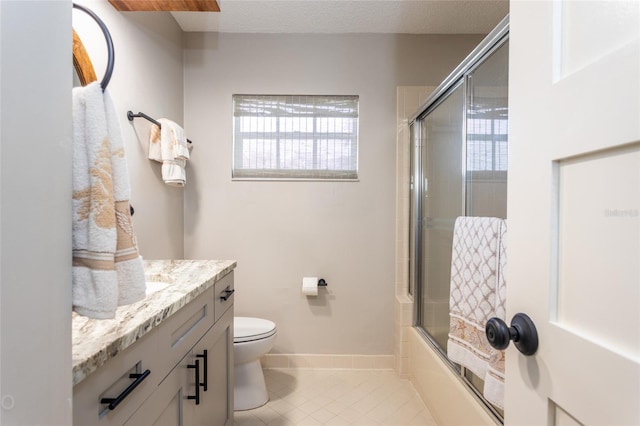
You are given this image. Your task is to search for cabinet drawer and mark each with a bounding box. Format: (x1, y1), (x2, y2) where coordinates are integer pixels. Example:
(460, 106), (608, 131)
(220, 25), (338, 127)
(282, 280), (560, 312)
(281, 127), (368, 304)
(73, 330), (162, 425)
(154, 284), (217, 376)
(214, 271), (234, 323)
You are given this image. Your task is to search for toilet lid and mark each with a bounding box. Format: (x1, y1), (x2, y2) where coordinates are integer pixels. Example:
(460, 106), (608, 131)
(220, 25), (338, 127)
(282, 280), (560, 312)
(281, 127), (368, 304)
(234, 317), (277, 343)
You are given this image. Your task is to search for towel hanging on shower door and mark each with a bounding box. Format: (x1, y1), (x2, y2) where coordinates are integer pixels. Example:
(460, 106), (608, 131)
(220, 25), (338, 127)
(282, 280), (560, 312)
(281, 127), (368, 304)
(447, 216), (507, 409)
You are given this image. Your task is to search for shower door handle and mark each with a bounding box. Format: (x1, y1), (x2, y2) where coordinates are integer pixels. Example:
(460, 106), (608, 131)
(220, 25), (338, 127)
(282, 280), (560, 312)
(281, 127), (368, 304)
(423, 217), (433, 229)
(485, 313), (538, 356)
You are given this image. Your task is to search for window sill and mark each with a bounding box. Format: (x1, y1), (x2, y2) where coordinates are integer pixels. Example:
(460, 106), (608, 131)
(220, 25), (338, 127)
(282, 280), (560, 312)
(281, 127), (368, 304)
(231, 177), (360, 182)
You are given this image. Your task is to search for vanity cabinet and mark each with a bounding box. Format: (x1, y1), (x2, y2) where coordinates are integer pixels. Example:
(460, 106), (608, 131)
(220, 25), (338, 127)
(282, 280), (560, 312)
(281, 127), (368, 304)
(73, 270), (234, 426)
(124, 309), (233, 426)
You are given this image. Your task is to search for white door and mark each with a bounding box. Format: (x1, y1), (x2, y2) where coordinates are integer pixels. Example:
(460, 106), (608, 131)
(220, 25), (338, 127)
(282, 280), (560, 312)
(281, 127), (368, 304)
(507, 1), (639, 425)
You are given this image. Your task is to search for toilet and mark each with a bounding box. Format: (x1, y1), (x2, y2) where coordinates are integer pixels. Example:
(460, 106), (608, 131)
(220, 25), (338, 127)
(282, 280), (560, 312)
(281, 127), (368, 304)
(233, 316), (277, 411)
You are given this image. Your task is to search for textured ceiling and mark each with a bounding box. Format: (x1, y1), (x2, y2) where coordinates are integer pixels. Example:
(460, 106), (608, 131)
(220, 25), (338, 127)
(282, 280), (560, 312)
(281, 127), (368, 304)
(171, 0), (509, 34)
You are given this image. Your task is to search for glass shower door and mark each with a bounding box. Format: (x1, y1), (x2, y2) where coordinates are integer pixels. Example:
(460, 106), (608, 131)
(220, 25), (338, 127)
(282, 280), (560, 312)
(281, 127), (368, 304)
(466, 41), (509, 218)
(419, 83), (465, 350)
(410, 38), (509, 419)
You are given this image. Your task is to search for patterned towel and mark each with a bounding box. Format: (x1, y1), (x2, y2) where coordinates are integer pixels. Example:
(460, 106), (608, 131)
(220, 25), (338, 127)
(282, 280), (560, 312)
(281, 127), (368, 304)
(447, 216), (507, 409)
(72, 81), (146, 319)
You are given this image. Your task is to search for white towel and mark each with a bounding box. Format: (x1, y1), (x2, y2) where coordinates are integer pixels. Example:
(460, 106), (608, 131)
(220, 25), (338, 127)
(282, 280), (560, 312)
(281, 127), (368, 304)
(148, 118), (190, 186)
(72, 82), (146, 319)
(167, 121), (190, 161)
(162, 158), (187, 187)
(447, 216), (507, 409)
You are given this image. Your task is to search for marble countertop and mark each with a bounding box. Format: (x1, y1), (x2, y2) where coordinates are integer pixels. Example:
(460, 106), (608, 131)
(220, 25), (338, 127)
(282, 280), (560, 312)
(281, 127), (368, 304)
(72, 259), (236, 386)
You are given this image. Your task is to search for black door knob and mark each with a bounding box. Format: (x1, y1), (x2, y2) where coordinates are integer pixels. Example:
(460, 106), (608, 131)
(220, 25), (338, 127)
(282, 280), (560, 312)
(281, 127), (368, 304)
(485, 313), (538, 356)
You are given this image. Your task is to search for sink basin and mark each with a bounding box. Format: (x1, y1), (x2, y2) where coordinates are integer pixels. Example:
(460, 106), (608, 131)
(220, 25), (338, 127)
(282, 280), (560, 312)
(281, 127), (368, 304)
(145, 274), (174, 296)
(145, 281), (171, 296)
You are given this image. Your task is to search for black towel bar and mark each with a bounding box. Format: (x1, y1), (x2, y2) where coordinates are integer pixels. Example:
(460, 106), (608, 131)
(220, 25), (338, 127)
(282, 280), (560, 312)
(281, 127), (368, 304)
(127, 111), (193, 145)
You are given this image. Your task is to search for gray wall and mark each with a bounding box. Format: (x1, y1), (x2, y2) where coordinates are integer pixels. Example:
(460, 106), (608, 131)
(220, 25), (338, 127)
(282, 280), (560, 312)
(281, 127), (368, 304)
(183, 33), (482, 354)
(0, 1), (183, 423)
(73, 0), (185, 259)
(1, 1), (72, 424)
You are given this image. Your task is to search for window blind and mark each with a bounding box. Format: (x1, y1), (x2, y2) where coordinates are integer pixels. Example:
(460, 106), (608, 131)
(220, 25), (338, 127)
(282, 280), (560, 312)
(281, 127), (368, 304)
(233, 95), (359, 180)
(466, 102), (508, 172)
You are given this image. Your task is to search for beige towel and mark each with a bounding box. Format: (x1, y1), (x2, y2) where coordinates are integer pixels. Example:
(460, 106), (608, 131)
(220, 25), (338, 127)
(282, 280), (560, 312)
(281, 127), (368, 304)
(447, 216), (506, 409)
(72, 82), (146, 319)
(148, 118), (190, 186)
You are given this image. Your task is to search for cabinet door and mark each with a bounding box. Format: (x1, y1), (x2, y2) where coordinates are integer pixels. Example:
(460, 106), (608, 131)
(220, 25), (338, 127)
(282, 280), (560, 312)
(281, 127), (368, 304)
(189, 308), (234, 426)
(123, 302), (234, 426)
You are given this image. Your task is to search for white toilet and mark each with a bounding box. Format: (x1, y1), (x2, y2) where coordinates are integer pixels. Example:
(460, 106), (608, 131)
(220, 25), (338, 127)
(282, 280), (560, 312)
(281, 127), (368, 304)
(233, 316), (277, 411)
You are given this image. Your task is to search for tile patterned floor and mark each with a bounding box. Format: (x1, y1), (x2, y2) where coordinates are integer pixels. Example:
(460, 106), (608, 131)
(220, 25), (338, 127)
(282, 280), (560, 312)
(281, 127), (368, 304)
(234, 369), (437, 426)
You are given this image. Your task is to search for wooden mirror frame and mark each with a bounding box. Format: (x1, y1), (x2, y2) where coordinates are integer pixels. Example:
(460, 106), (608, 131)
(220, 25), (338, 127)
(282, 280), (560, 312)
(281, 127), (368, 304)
(72, 29), (97, 86)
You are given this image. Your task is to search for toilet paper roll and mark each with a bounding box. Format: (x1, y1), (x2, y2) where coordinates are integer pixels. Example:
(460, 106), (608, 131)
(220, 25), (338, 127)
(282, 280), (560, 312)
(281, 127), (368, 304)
(302, 277), (318, 296)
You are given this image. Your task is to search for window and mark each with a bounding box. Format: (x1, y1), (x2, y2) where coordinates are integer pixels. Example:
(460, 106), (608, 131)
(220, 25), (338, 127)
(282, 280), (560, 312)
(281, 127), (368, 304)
(467, 109), (508, 172)
(233, 95), (359, 180)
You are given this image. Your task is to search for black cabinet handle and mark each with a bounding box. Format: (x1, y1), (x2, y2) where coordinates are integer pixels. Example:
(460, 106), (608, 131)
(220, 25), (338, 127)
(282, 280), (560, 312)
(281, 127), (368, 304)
(100, 369), (151, 411)
(187, 360), (200, 405)
(220, 288), (235, 301)
(196, 350), (208, 391)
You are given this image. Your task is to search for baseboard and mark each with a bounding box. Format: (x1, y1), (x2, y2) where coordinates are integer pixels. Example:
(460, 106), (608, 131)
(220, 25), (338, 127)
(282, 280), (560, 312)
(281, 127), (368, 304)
(261, 354), (396, 370)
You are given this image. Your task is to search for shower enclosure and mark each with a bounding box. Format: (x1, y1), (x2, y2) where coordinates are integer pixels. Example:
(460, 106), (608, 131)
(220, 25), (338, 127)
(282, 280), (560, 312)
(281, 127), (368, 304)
(409, 18), (509, 419)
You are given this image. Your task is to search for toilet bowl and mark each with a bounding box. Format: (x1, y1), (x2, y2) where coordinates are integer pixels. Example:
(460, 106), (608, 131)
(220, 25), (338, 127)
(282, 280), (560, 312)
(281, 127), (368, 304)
(234, 316), (277, 411)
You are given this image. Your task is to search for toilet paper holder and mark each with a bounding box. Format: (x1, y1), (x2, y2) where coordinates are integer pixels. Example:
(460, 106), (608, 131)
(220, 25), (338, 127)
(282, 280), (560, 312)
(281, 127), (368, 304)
(302, 277), (328, 297)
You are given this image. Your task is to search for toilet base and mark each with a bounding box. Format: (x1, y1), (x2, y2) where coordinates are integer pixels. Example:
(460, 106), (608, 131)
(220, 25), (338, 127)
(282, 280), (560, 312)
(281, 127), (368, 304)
(234, 359), (269, 411)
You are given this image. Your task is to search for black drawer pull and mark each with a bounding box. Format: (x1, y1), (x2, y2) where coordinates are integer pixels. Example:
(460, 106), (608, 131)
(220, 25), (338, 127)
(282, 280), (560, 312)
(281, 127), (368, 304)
(220, 288), (235, 301)
(196, 350), (208, 391)
(187, 359), (200, 405)
(100, 369), (151, 410)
